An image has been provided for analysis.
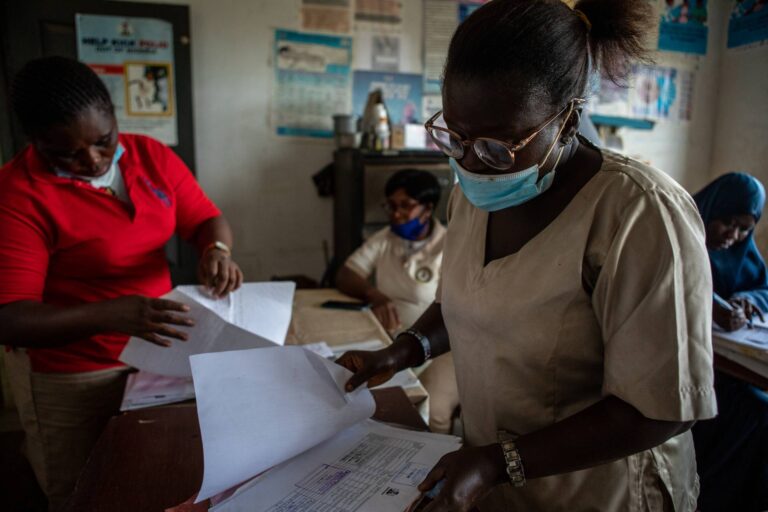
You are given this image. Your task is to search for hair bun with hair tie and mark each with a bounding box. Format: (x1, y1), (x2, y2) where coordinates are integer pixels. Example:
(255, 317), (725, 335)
(573, 9), (592, 32)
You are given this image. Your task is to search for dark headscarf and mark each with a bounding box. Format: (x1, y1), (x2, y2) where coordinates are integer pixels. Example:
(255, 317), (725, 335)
(693, 172), (768, 311)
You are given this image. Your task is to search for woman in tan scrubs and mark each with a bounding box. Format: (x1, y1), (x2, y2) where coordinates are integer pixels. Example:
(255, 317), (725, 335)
(337, 1), (717, 511)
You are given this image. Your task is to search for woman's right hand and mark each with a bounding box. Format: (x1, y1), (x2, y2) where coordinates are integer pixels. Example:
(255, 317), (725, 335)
(713, 301), (747, 331)
(336, 349), (399, 391)
(97, 295), (194, 347)
(337, 334), (426, 391)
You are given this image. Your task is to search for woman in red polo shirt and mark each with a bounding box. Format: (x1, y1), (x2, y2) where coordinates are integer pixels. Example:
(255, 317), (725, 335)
(0, 56), (243, 510)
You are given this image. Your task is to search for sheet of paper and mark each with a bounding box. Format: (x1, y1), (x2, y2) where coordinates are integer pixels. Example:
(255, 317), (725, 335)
(714, 343), (768, 378)
(329, 339), (417, 390)
(210, 419), (462, 512)
(302, 342), (336, 359)
(176, 282), (295, 345)
(301, 0), (352, 33)
(423, 0), (458, 94)
(713, 322), (768, 362)
(191, 346), (376, 502)
(329, 339), (387, 355)
(119, 290), (276, 377)
(120, 371), (195, 411)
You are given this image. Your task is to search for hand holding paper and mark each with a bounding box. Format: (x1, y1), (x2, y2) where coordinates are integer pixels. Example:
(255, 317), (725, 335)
(191, 346), (376, 501)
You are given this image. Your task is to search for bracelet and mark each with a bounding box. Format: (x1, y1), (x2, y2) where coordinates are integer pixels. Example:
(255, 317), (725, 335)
(202, 241), (231, 257)
(403, 328), (431, 363)
(497, 431), (526, 487)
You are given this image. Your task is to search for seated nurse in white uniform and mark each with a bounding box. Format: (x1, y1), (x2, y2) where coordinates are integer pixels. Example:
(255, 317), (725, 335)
(338, 1), (716, 510)
(336, 169), (459, 433)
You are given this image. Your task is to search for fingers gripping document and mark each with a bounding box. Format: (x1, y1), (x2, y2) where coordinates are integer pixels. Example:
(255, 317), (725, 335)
(176, 283), (295, 345)
(190, 347), (461, 511)
(119, 282), (296, 377)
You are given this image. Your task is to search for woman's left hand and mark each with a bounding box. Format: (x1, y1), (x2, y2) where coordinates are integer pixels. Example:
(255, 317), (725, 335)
(197, 249), (243, 297)
(418, 445), (506, 512)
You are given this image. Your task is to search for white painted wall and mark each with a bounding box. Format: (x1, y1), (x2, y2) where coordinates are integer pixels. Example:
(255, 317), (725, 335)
(618, 0), (728, 191)
(127, 0), (423, 281)
(126, 0), (766, 277)
(708, 13), (768, 253)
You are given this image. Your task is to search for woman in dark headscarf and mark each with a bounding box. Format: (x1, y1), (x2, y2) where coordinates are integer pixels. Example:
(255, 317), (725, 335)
(692, 172), (768, 512)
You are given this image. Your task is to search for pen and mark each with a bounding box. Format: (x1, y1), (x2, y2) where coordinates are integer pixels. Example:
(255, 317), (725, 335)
(715, 293), (754, 328)
(713, 293), (734, 311)
(405, 479), (445, 512)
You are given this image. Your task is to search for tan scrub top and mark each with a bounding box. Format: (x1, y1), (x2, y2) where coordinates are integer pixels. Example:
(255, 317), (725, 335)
(345, 222), (445, 326)
(438, 149), (717, 511)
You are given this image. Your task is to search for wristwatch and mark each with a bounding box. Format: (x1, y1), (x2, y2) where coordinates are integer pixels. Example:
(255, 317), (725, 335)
(203, 241), (231, 256)
(402, 328), (431, 364)
(497, 431), (526, 487)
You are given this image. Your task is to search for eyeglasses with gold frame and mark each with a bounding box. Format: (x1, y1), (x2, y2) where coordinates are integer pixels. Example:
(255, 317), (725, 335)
(424, 98), (585, 170)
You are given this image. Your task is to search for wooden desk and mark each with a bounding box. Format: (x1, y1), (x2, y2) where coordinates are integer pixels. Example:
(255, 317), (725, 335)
(714, 353), (768, 390)
(286, 289), (429, 406)
(66, 387), (426, 512)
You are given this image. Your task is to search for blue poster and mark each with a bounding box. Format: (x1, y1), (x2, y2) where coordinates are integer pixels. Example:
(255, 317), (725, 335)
(658, 0), (709, 55)
(273, 30), (352, 138)
(728, 0), (768, 48)
(459, 2), (484, 23)
(76, 14), (177, 144)
(352, 71), (423, 125)
(630, 64), (694, 122)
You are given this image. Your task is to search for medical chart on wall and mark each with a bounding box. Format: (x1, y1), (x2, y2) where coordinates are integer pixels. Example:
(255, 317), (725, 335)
(301, 0), (353, 34)
(273, 30), (353, 138)
(629, 64), (695, 122)
(727, 0), (768, 49)
(657, 0), (709, 55)
(423, 0), (458, 95)
(352, 71), (423, 125)
(354, 0), (402, 25)
(76, 14), (178, 145)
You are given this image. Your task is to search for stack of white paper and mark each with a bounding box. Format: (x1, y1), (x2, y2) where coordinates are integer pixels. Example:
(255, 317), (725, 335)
(176, 282), (295, 345)
(713, 321), (768, 378)
(119, 283), (295, 409)
(120, 282), (295, 377)
(120, 371), (195, 411)
(713, 321), (768, 362)
(190, 347), (461, 511)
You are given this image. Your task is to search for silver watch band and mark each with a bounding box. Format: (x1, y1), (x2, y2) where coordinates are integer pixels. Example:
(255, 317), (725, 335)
(403, 328), (431, 363)
(497, 431), (526, 487)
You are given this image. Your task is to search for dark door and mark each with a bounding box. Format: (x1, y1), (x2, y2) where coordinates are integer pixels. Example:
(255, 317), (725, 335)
(0, 0), (199, 284)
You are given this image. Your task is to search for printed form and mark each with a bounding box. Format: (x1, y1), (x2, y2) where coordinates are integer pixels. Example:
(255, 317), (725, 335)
(190, 346), (461, 511)
(211, 421), (460, 512)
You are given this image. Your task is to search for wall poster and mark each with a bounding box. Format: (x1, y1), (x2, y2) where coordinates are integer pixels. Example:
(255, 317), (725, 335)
(658, 0), (709, 55)
(76, 14), (178, 145)
(728, 0), (768, 49)
(352, 71), (423, 125)
(273, 30), (353, 138)
(629, 64), (695, 122)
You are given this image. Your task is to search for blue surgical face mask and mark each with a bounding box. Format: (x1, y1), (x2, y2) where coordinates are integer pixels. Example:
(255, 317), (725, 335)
(449, 105), (574, 212)
(451, 158), (556, 212)
(55, 143), (125, 182)
(450, 135), (567, 212)
(391, 215), (429, 241)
